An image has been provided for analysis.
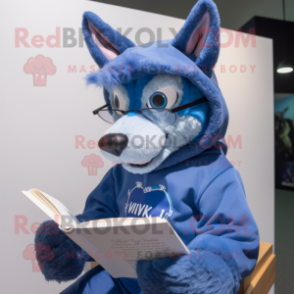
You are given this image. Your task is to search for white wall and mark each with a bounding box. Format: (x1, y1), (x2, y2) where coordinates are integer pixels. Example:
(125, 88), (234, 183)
(0, 0), (274, 293)
(217, 31), (275, 294)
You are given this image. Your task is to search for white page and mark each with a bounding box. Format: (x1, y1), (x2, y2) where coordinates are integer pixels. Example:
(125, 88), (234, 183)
(22, 190), (79, 229)
(75, 217), (189, 278)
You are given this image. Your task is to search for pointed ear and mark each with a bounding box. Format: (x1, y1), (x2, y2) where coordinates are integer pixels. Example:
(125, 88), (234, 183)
(172, 0), (220, 77)
(82, 12), (135, 68)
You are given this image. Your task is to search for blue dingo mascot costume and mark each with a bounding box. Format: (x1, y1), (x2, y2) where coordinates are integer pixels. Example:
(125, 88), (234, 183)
(35, 0), (259, 293)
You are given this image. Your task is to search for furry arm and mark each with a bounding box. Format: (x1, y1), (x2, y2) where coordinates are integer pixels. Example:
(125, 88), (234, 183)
(34, 170), (117, 282)
(136, 167), (260, 294)
(137, 248), (240, 294)
(35, 219), (92, 282)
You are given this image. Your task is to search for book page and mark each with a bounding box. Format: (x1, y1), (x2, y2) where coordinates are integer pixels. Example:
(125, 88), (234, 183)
(75, 217), (189, 278)
(22, 190), (79, 229)
(43, 191), (79, 228)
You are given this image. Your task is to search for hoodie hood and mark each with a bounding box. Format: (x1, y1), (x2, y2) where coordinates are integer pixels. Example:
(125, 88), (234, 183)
(82, 0), (229, 172)
(86, 42), (229, 171)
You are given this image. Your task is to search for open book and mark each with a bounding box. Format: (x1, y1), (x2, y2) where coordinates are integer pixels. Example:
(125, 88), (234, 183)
(22, 189), (189, 278)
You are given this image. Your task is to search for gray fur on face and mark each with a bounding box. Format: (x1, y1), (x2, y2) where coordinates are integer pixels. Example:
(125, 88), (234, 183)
(101, 114), (166, 168)
(101, 114), (202, 174)
(126, 115), (202, 174)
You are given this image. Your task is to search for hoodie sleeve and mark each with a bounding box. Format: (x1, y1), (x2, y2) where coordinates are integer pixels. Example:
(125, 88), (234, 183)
(188, 166), (260, 280)
(76, 168), (119, 221)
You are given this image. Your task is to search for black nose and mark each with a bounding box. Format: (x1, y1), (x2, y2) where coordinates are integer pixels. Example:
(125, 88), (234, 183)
(98, 134), (128, 157)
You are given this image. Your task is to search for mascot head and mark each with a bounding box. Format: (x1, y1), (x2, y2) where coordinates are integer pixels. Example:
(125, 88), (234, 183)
(83, 0), (228, 174)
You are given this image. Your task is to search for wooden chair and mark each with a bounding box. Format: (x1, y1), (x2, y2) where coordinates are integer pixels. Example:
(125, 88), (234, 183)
(238, 241), (276, 294)
(91, 241), (276, 294)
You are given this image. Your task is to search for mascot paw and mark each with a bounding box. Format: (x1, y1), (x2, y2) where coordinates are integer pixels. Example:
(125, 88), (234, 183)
(136, 250), (241, 294)
(35, 220), (89, 282)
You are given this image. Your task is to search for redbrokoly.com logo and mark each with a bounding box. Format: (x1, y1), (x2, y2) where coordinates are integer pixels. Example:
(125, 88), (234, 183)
(23, 55), (56, 86)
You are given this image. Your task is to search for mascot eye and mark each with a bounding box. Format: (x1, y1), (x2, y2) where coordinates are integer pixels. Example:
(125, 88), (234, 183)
(113, 92), (126, 110)
(148, 86), (178, 109)
(149, 92), (167, 109)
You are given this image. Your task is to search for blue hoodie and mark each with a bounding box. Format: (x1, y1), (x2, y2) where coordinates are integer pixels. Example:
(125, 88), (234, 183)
(74, 146), (259, 293)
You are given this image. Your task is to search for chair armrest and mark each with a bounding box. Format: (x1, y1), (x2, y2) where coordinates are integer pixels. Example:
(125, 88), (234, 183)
(238, 242), (276, 294)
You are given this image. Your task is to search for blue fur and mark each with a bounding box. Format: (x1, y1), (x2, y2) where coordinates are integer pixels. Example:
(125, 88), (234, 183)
(133, 75), (155, 109)
(82, 11), (135, 68)
(137, 250), (240, 294)
(35, 221), (90, 282)
(179, 77), (210, 136)
(172, 0), (221, 77)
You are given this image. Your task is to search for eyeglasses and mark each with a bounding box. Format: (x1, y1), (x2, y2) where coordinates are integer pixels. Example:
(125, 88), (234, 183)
(93, 96), (208, 125)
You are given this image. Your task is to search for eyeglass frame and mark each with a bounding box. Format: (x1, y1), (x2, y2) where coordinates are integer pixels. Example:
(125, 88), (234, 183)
(93, 96), (208, 118)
